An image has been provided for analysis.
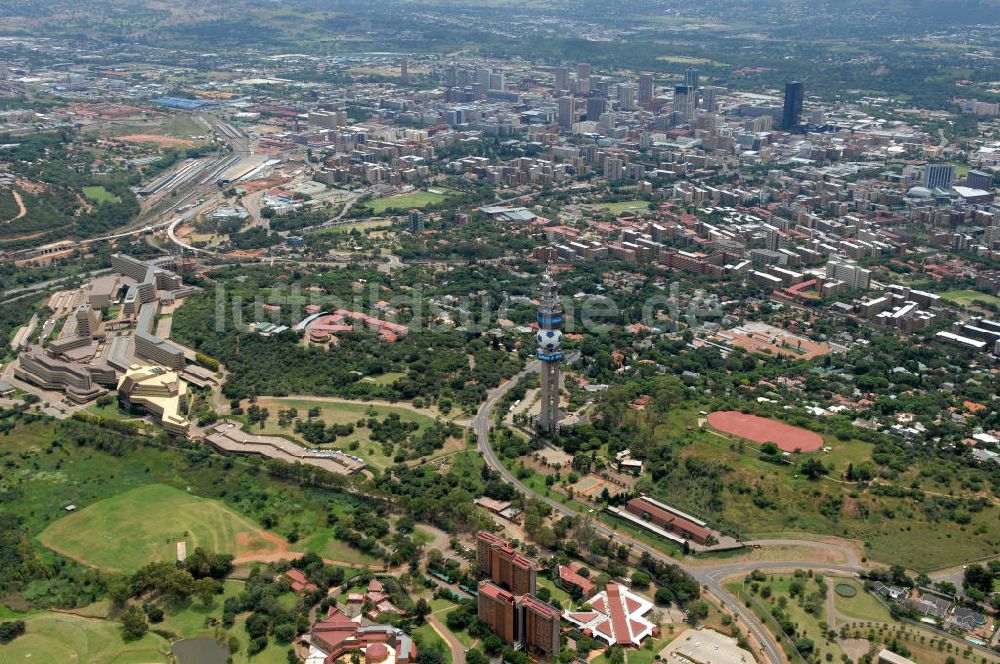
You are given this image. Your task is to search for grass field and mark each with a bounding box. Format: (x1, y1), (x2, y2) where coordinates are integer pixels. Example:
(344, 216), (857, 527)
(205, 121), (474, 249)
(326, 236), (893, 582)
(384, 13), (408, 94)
(315, 219), (393, 235)
(38, 484), (286, 571)
(81, 186), (120, 204)
(598, 200), (650, 214)
(301, 529), (379, 565)
(830, 578), (892, 622)
(655, 55), (723, 65)
(367, 189), (453, 214)
(727, 573), (842, 663)
(361, 372), (407, 385)
(937, 289), (1000, 308)
(0, 612), (170, 664)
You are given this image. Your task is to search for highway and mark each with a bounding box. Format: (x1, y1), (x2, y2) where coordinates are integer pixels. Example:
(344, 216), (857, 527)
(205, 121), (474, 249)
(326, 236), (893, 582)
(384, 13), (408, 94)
(473, 359), (863, 664)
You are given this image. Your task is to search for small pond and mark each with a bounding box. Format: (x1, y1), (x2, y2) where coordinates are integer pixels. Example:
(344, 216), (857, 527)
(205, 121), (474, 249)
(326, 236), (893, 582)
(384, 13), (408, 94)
(171, 637), (230, 664)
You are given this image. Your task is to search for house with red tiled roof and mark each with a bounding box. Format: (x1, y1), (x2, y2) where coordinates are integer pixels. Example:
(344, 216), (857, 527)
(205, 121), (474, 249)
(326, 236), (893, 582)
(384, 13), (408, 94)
(556, 565), (595, 597)
(284, 568), (319, 595)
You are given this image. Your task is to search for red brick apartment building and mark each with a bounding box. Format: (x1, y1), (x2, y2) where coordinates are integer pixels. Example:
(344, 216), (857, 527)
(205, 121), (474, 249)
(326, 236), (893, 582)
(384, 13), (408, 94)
(476, 531), (537, 596)
(478, 581), (561, 656)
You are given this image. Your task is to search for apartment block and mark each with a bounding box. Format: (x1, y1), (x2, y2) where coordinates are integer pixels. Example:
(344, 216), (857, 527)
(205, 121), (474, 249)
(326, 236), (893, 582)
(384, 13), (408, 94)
(476, 531), (537, 597)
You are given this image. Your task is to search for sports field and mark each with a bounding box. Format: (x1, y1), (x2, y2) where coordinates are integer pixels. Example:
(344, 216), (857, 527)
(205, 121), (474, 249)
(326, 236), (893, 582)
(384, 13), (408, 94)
(707, 411), (823, 452)
(599, 200), (650, 214)
(81, 186), (120, 204)
(38, 484), (286, 571)
(937, 289), (1000, 308)
(0, 612), (169, 664)
(367, 189), (453, 214)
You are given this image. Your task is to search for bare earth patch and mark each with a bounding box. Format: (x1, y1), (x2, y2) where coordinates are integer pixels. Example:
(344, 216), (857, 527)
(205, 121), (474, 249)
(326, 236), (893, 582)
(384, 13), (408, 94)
(839, 638), (871, 660)
(117, 134), (197, 148)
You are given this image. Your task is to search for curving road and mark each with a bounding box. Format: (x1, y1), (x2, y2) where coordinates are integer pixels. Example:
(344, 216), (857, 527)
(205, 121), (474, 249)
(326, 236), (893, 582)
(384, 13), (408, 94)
(473, 360), (863, 664)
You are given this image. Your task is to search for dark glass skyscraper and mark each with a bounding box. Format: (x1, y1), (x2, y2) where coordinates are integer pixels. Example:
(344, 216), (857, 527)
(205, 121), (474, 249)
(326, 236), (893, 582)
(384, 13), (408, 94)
(782, 81), (804, 130)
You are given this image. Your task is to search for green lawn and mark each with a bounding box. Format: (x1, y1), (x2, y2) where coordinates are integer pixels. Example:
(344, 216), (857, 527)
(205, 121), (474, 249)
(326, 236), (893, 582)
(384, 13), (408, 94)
(82, 186), (120, 204)
(626, 636), (672, 664)
(301, 529), (379, 566)
(0, 612), (170, 664)
(83, 401), (140, 421)
(362, 372), (407, 385)
(830, 578), (892, 622)
(411, 621), (453, 664)
(536, 574), (573, 608)
(366, 189), (453, 214)
(160, 580), (247, 639)
(937, 289), (1000, 308)
(38, 484), (286, 572)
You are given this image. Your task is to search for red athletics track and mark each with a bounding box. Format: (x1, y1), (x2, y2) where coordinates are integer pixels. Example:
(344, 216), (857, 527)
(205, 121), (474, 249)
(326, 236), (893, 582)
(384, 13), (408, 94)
(707, 410), (823, 452)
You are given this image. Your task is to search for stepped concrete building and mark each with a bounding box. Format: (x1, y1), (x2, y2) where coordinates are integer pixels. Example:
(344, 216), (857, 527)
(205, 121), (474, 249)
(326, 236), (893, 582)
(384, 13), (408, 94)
(14, 346), (107, 403)
(117, 364), (190, 435)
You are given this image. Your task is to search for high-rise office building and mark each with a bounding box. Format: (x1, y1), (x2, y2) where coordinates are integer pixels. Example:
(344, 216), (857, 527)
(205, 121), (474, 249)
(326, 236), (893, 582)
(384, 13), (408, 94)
(599, 112), (615, 132)
(558, 96), (574, 129)
(923, 164), (955, 190)
(477, 67), (492, 86)
(673, 85), (692, 122)
(444, 65), (457, 88)
(638, 73), (654, 104)
(536, 273), (563, 433)
(701, 86), (721, 112)
(685, 67), (699, 90)
(967, 170), (993, 190)
(585, 95), (605, 121)
(400, 58), (409, 86)
(617, 84), (635, 111)
(753, 115), (772, 132)
(576, 62), (591, 79)
(554, 67), (569, 92)
(489, 72), (505, 91)
(782, 81), (804, 130)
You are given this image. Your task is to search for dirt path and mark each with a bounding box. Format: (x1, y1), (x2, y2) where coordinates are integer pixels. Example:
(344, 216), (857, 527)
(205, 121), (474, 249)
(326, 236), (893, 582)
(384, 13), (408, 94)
(253, 394), (448, 421)
(231, 550), (386, 570)
(825, 578), (838, 630)
(117, 134), (197, 148)
(76, 193), (94, 214)
(428, 613), (466, 664)
(4, 189), (26, 222)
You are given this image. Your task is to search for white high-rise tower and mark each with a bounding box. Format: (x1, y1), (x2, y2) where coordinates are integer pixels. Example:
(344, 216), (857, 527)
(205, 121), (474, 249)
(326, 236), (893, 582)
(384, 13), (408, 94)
(536, 272), (563, 433)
